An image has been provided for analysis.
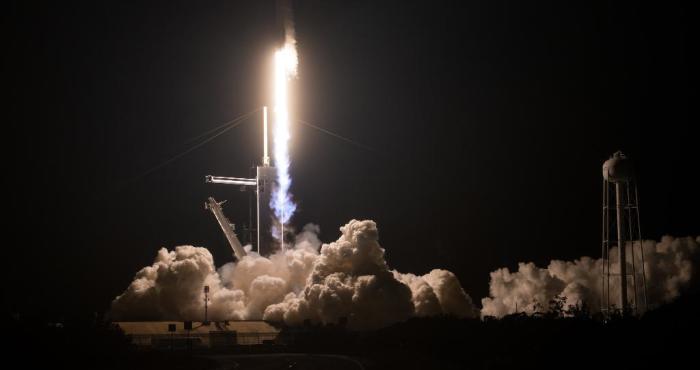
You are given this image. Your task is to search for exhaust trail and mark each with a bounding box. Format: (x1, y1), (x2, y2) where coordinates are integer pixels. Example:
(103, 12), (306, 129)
(270, 3), (299, 245)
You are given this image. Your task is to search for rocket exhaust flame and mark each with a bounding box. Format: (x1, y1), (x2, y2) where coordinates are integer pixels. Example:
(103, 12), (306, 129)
(271, 41), (298, 245)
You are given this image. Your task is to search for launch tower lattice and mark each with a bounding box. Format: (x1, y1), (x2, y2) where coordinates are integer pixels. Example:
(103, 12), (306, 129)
(205, 107), (278, 257)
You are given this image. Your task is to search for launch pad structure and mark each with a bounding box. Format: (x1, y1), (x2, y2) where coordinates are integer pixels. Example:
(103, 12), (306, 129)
(205, 106), (278, 258)
(204, 197), (247, 261)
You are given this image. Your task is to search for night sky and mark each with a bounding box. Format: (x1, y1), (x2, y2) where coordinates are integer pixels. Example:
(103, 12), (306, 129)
(7, 1), (696, 318)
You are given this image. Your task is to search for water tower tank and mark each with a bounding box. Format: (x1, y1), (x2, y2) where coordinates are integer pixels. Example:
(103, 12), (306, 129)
(602, 151), (634, 183)
(600, 150), (647, 316)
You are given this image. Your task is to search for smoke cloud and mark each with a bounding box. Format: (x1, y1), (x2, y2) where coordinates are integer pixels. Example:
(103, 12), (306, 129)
(481, 236), (700, 318)
(111, 220), (478, 329)
(277, 0), (296, 47)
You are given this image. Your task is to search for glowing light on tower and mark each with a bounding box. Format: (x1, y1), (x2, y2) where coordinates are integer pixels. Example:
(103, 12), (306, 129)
(271, 42), (298, 244)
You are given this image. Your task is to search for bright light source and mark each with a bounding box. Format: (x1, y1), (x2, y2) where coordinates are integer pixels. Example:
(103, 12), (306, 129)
(271, 41), (298, 242)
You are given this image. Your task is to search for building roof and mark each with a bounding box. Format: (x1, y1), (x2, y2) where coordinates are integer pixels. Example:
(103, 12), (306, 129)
(114, 321), (280, 335)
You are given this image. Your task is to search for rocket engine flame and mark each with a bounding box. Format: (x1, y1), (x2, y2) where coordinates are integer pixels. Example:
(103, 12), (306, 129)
(271, 42), (298, 235)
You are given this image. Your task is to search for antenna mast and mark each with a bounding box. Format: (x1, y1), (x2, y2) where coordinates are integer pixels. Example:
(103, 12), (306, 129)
(263, 106), (270, 166)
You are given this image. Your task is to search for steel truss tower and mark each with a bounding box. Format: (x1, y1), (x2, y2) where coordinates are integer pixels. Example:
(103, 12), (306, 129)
(601, 151), (648, 316)
(205, 107), (278, 257)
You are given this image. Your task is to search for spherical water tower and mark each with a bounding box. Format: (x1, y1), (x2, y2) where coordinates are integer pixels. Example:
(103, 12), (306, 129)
(601, 151), (648, 315)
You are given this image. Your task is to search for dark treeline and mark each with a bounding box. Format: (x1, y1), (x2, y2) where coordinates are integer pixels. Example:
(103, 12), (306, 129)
(289, 292), (699, 369)
(8, 292), (699, 370)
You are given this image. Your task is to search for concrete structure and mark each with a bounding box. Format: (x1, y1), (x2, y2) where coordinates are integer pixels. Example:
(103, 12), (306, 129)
(115, 321), (281, 348)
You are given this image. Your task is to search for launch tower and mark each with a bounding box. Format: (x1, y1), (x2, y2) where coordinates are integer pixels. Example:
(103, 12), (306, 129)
(205, 107), (277, 257)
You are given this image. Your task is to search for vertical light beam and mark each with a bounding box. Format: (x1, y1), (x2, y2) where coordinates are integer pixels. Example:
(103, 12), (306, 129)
(271, 42), (298, 245)
(263, 106), (270, 166)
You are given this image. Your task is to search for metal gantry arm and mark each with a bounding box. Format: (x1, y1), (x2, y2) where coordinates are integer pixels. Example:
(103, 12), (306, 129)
(205, 197), (247, 261)
(202, 107), (274, 256)
(205, 175), (257, 187)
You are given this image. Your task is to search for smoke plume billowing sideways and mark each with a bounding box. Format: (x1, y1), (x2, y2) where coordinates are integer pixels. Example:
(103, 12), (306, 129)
(481, 236), (700, 317)
(111, 220), (478, 329)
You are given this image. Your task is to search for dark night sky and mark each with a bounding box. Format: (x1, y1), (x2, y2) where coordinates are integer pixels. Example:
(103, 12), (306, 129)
(6, 1), (696, 318)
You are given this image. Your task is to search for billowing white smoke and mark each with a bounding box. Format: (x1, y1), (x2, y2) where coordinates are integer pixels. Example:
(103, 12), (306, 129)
(111, 220), (478, 329)
(481, 236), (700, 318)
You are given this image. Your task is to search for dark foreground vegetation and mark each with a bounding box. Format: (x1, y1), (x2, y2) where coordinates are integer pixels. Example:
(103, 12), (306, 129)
(8, 292), (699, 370)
